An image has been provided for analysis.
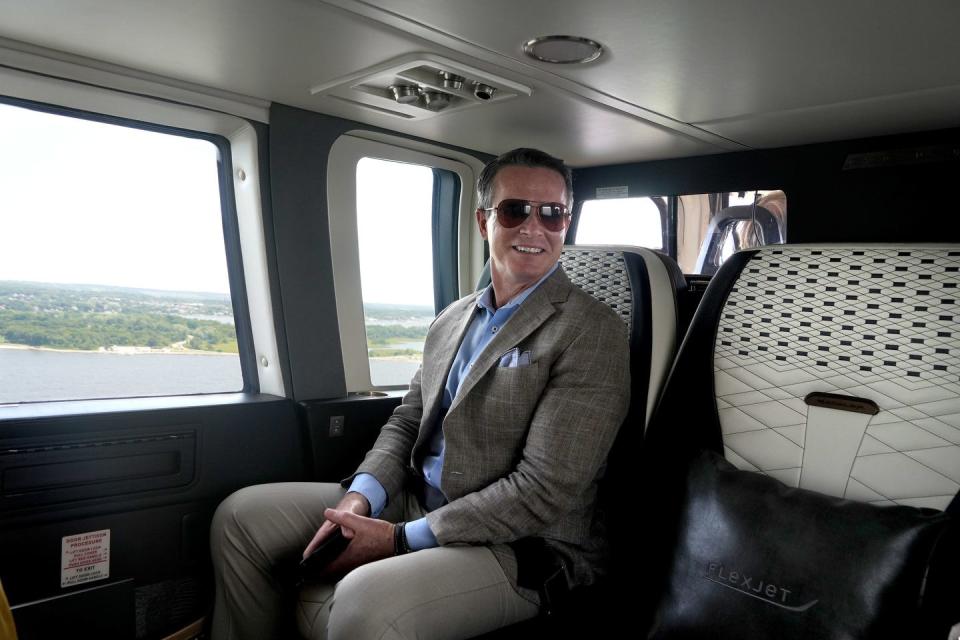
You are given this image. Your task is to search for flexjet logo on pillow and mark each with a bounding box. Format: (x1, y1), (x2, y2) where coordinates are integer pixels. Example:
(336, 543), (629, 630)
(705, 562), (818, 612)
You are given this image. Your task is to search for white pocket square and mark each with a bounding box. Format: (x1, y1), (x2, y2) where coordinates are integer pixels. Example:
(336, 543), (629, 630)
(498, 348), (532, 368)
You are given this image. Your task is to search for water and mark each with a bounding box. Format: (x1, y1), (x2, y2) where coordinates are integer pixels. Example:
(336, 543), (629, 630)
(386, 341), (426, 351)
(0, 349), (426, 404)
(0, 348), (243, 404)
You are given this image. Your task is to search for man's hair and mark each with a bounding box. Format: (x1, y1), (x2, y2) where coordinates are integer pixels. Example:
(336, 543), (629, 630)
(476, 148), (573, 210)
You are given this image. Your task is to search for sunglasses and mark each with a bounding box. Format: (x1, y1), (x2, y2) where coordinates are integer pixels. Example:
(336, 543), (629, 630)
(482, 199), (571, 232)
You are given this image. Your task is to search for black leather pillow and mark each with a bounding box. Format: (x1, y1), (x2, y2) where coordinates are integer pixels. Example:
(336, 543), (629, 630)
(648, 451), (956, 640)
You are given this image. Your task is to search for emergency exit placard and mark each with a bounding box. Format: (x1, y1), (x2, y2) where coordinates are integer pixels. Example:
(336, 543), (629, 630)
(61, 529), (110, 588)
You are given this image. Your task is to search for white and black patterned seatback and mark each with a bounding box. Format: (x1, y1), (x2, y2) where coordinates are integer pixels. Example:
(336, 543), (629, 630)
(560, 245), (683, 428)
(651, 245), (959, 510)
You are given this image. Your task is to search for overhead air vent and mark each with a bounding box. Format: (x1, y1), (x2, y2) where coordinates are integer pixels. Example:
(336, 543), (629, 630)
(310, 54), (532, 120)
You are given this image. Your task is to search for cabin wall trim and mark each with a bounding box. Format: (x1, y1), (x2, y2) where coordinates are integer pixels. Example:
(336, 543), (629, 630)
(0, 37), (270, 123)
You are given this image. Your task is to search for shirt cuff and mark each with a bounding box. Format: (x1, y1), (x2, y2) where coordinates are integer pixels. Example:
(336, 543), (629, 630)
(404, 517), (439, 551)
(348, 473), (387, 518)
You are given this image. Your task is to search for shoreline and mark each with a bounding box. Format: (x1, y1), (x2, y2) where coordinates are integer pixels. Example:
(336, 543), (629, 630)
(0, 343), (237, 356)
(369, 355), (422, 363)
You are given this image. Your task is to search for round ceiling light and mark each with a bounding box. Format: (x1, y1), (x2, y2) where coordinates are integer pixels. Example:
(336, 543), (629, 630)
(388, 84), (420, 104)
(523, 35), (604, 64)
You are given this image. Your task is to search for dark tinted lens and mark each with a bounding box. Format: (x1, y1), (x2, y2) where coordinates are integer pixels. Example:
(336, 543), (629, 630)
(538, 203), (568, 230)
(493, 200), (568, 230)
(496, 199), (531, 227)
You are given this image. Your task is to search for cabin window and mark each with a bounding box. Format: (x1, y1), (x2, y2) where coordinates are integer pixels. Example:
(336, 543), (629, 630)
(0, 102), (243, 403)
(679, 190), (787, 275)
(574, 197), (665, 249)
(327, 134), (475, 392)
(355, 157), (437, 387)
(572, 190), (786, 275)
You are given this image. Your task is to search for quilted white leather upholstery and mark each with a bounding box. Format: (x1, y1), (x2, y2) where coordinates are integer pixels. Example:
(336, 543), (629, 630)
(715, 246), (960, 510)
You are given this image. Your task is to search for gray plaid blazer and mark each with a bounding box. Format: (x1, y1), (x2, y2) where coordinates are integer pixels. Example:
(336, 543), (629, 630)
(346, 266), (630, 587)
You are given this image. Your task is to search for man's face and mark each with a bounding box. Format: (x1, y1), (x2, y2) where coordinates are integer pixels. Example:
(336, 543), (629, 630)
(476, 165), (569, 298)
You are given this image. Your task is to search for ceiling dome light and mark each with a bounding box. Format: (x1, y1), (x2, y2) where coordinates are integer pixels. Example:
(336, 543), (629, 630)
(388, 84), (420, 104)
(422, 91), (452, 110)
(438, 71), (465, 90)
(523, 35), (603, 64)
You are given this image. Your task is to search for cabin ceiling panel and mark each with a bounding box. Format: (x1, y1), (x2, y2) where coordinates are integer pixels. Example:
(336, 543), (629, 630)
(352, 0), (960, 144)
(0, 0), (421, 102)
(1, 0), (959, 164)
(693, 84), (960, 149)
(0, 0), (723, 164)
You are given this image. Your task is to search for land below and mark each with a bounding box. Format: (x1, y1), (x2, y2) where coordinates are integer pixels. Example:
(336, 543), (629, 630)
(0, 282), (432, 358)
(0, 281), (237, 353)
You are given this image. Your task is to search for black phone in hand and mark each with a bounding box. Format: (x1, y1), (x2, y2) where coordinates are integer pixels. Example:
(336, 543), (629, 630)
(298, 527), (349, 579)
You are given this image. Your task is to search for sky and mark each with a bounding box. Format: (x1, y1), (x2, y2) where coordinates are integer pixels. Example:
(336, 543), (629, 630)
(575, 197), (663, 248)
(356, 157), (435, 307)
(0, 102), (230, 294)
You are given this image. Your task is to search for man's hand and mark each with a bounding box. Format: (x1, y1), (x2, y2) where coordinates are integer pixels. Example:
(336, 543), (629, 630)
(313, 509), (396, 579)
(303, 491), (370, 559)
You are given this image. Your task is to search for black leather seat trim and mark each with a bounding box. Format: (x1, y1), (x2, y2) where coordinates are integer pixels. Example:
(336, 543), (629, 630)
(645, 250), (757, 460)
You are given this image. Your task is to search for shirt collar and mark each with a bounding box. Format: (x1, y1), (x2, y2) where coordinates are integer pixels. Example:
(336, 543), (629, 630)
(477, 262), (559, 314)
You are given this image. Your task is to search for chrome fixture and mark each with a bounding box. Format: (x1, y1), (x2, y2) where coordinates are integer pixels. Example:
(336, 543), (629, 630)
(438, 71), (465, 90)
(523, 35), (604, 64)
(422, 91), (451, 110)
(473, 82), (497, 101)
(387, 84), (420, 104)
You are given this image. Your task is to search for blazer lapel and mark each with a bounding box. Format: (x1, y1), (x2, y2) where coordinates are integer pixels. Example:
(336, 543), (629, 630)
(447, 267), (573, 415)
(416, 293), (480, 445)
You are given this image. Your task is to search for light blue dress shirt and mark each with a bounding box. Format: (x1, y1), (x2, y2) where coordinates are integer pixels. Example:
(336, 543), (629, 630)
(350, 264), (559, 550)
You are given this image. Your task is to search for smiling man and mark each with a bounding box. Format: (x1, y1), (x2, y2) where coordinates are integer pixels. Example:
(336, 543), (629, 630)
(211, 148), (630, 640)
(478, 157), (569, 304)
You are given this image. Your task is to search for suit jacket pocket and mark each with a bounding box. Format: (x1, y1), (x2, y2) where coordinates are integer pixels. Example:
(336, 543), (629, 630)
(482, 362), (544, 430)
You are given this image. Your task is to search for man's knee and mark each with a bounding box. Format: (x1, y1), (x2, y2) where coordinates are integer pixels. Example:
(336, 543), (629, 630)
(326, 561), (406, 639)
(211, 486), (264, 552)
(323, 549), (532, 640)
(211, 484), (303, 567)
(213, 483), (346, 571)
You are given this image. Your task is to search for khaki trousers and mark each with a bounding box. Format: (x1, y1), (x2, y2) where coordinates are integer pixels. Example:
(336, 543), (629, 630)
(210, 482), (539, 640)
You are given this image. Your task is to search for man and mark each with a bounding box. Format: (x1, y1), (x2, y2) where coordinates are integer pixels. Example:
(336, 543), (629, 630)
(211, 148), (630, 639)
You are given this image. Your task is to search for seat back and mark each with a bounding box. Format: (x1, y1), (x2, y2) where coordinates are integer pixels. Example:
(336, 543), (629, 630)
(558, 246), (684, 601)
(653, 244), (959, 508)
(559, 245), (683, 431)
(642, 244), (960, 637)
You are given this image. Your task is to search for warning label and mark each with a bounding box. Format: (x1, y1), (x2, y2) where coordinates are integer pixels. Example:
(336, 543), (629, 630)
(61, 529), (110, 588)
(595, 185), (629, 199)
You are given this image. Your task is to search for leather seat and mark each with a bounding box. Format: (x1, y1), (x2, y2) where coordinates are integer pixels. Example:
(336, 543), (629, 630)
(651, 244), (960, 508)
(643, 244), (960, 636)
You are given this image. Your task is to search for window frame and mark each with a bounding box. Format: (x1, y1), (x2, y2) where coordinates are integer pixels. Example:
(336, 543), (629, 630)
(327, 134), (481, 392)
(0, 55), (282, 408)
